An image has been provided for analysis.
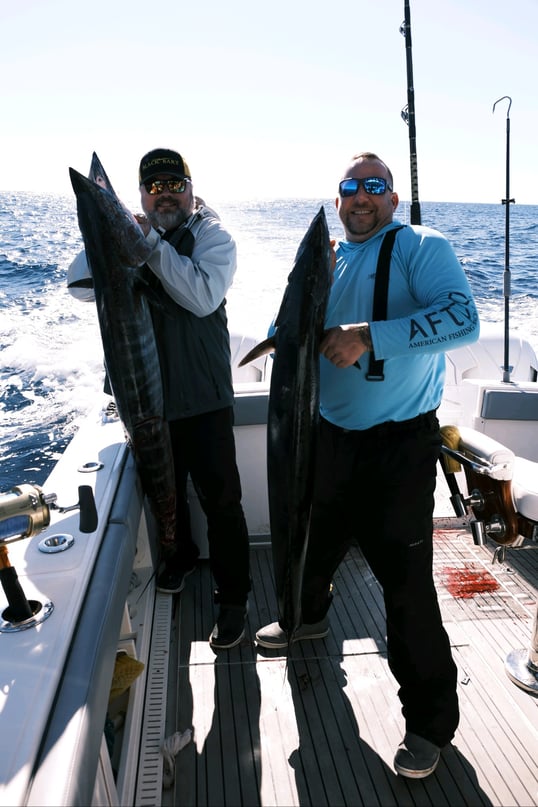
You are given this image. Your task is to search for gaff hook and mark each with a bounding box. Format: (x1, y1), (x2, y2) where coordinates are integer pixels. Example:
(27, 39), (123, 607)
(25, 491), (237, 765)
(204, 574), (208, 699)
(492, 95), (515, 383)
(492, 95), (512, 118)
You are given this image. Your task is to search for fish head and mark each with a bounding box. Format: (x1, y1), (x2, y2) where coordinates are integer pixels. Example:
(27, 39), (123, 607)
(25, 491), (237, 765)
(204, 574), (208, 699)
(88, 152), (115, 194)
(69, 165), (153, 271)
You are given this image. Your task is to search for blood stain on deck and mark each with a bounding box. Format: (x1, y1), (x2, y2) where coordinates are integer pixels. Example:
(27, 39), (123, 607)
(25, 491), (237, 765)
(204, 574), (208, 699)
(442, 565), (500, 598)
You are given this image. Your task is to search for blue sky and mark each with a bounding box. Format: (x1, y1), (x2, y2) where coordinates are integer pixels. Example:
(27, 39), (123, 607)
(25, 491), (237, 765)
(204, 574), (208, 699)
(1, 0), (536, 204)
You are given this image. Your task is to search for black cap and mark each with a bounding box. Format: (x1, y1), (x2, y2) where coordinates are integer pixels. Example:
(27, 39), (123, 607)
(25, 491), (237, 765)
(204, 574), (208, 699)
(139, 148), (191, 184)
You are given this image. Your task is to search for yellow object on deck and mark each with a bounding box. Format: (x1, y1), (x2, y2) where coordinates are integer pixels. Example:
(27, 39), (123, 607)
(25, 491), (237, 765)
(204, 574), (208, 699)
(109, 652), (145, 703)
(440, 425), (462, 473)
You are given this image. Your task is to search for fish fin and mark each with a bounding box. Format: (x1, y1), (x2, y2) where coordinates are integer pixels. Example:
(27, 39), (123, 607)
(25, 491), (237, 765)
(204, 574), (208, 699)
(238, 336), (276, 366)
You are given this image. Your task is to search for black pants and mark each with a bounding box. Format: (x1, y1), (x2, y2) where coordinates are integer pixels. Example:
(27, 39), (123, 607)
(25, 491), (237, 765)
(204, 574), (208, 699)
(168, 407), (250, 607)
(301, 412), (459, 748)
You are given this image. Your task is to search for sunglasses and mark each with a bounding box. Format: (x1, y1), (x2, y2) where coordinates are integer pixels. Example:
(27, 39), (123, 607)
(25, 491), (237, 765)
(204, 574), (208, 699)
(144, 178), (189, 195)
(339, 177), (393, 197)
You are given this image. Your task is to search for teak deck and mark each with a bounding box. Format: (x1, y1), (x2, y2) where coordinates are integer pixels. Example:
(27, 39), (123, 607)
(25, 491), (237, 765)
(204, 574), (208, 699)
(162, 522), (538, 807)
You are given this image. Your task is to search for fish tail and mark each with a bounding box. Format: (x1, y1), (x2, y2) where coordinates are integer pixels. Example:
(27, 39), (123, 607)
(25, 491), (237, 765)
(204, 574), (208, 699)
(238, 336), (276, 366)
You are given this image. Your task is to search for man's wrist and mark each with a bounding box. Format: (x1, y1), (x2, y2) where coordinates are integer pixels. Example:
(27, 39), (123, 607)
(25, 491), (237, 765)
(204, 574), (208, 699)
(358, 323), (373, 352)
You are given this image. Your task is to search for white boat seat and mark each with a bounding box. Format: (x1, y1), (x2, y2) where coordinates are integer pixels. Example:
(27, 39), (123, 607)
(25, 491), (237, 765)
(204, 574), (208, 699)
(444, 323), (538, 384)
(440, 424), (538, 546)
(456, 427), (538, 520)
(513, 456), (538, 522)
(457, 426), (514, 481)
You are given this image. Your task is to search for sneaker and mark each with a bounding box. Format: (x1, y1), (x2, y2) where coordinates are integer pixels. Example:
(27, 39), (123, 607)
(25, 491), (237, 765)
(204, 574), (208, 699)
(156, 562), (196, 594)
(209, 604), (248, 649)
(394, 732), (441, 779)
(255, 617), (329, 649)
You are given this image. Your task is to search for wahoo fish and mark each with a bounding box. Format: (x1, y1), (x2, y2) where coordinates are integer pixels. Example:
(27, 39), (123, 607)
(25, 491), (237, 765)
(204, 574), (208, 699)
(69, 154), (176, 551)
(240, 206), (332, 642)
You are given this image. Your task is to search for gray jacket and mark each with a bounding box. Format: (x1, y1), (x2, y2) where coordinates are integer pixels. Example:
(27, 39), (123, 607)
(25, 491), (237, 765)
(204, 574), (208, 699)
(68, 205), (237, 420)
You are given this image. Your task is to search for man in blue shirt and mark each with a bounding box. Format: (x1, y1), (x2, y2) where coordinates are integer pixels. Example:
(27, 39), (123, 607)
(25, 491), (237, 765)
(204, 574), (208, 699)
(256, 152), (480, 778)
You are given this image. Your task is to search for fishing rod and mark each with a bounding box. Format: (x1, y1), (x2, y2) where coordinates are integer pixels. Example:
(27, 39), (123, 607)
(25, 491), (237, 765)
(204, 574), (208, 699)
(492, 95), (515, 383)
(400, 0), (421, 225)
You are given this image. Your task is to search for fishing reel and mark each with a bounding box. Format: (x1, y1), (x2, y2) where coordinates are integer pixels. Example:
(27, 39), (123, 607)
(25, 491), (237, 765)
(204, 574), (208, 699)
(0, 482), (98, 544)
(0, 483), (98, 631)
(0, 484), (57, 544)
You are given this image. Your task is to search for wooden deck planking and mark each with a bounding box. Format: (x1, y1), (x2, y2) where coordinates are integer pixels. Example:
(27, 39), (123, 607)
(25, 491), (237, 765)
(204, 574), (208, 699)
(163, 527), (538, 807)
(453, 631), (538, 805)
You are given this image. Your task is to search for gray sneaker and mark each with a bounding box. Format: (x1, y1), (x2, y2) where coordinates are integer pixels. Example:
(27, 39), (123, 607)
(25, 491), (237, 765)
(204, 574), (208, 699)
(394, 732), (441, 778)
(255, 617), (329, 649)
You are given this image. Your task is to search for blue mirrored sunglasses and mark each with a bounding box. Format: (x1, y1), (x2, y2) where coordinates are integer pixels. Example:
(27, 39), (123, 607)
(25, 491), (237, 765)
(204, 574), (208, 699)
(144, 178), (189, 195)
(339, 177), (392, 197)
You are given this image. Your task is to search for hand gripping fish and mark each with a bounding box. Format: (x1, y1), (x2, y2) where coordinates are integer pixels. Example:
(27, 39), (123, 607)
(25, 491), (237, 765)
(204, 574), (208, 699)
(240, 206), (332, 644)
(69, 154), (176, 553)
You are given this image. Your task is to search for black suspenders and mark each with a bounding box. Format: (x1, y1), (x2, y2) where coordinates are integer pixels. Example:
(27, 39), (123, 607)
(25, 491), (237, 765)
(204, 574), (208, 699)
(365, 225), (405, 381)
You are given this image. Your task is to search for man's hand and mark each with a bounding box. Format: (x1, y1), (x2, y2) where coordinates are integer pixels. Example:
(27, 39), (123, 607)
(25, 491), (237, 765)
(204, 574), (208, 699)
(134, 213), (151, 236)
(320, 323), (372, 368)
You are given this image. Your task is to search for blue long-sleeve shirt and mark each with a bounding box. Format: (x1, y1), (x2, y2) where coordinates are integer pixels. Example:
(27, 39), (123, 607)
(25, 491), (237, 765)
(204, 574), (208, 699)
(321, 220), (480, 430)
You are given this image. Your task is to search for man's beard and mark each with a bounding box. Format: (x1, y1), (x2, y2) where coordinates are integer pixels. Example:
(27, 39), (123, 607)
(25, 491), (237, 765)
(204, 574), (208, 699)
(147, 202), (190, 232)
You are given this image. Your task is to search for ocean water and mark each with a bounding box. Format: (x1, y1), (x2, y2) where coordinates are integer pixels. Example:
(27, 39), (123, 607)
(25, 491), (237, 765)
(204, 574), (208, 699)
(1, 193), (537, 492)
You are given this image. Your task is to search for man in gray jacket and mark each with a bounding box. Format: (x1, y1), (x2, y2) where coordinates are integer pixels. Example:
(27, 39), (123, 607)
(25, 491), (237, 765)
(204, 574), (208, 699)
(68, 148), (250, 649)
